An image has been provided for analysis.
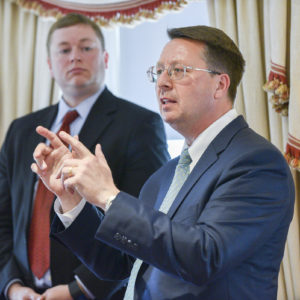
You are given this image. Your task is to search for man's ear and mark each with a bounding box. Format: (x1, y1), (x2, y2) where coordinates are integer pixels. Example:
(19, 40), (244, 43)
(214, 73), (230, 99)
(104, 51), (109, 69)
(47, 57), (54, 78)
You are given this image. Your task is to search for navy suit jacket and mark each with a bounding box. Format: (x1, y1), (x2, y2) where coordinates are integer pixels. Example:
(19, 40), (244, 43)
(0, 88), (170, 299)
(51, 116), (294, 300)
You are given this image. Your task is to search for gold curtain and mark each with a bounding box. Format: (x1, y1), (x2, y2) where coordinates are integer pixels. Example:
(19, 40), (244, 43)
(0, 0), (61, 142)
(206, 0), (300, 299)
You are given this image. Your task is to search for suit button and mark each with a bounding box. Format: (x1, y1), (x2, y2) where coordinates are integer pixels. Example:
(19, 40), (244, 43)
(132, 243), (138, 250)
(121, 235), (127, 244)
(114, 232), (121, 241)
(127, 239), (133, 248)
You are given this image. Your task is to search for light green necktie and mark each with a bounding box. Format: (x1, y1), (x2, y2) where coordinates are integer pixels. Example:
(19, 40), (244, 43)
(123, 148), (192, 300)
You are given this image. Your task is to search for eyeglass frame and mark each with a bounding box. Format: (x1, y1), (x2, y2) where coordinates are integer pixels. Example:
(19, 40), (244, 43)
(147, 63), (221, 83)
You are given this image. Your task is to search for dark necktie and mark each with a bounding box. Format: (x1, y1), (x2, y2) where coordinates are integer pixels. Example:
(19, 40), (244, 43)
(28, 110), (79, 279)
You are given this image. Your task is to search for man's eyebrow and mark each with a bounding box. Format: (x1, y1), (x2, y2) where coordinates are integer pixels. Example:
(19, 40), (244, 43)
(156, 60), (181, 66)
(57, 38), (95, 47)
(79, 38), (94, 43)
(57, 41), (70, 47)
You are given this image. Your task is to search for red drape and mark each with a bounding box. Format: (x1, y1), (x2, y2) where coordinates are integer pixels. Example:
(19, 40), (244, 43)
(16, 0), (188, 26)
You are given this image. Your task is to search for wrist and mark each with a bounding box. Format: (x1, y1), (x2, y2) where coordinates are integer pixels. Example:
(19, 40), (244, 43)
(105, 194), (117, 212)
(58, 194), (82, 213)
(97, 189), (119, 211)
(7, 282), (23, 299)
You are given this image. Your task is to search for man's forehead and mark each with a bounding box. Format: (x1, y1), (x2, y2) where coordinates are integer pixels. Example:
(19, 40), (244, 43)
(51, 24), (97, 42)
(158, 38), (205, 63)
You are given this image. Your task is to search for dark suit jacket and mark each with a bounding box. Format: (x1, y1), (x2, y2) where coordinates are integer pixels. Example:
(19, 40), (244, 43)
(0, 88), (170, 299)
(51, 116), (294, 300)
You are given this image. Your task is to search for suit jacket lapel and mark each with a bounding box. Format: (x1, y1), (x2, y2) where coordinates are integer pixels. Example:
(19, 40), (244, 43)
(167, 116), (248, 218)
(79, 88), (117, 150)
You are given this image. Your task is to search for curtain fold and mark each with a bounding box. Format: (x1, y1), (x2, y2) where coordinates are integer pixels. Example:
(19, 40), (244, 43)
(286, 0), (300, 171)
(206, 1), (300, 299)
(0, 0), (56, 140)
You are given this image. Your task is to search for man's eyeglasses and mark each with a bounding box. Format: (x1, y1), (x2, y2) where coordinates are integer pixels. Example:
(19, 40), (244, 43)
(147, 63), (221, 83)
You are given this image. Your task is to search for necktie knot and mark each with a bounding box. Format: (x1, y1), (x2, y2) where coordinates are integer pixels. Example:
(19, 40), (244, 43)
(57, 110), (79, 140)
(61, 110), (79, 129)
(178, 148), (192, 166)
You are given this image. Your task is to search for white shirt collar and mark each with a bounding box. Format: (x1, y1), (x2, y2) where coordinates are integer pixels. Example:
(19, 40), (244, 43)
(186, 109), (239, 171)
(55, 85), (105, 127)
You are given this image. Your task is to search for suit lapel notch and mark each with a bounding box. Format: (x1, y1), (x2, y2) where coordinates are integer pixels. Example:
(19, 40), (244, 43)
(168, 149), (218, 218)
(79, 89), (117, 149)
(167, 116), (248, 218)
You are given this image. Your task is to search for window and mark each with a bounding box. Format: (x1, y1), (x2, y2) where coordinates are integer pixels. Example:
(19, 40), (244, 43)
(102, 1), (209, 156)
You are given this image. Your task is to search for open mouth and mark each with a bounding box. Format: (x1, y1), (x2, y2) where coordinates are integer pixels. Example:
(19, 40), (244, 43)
(161, 98), (176, 104)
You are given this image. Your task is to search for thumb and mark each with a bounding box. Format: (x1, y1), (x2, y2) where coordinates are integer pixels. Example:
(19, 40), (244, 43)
(95, 144), (103, 161)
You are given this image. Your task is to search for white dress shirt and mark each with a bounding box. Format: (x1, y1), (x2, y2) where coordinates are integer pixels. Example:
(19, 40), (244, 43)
(188, 109), (238, 171)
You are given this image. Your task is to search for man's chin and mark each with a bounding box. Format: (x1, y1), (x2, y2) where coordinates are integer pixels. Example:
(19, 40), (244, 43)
(162, 112), (177, 125)
(66, 80), (93, 90)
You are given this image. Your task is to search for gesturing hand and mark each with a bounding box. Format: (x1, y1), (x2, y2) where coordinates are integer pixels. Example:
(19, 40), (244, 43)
(31, 126), (82, 212)
(58, 131), (120, 210)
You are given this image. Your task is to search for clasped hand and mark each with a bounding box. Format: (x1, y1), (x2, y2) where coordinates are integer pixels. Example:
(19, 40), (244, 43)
(31, 126), (119, 212)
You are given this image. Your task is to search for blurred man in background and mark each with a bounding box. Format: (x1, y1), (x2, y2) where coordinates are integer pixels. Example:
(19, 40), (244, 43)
(0, 13), (169, 300)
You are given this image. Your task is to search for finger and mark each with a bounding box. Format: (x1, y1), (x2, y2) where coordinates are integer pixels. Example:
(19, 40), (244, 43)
(61, 165), (75, 180)
(31, 163), (40, 175)
(31, 162), (48, 177)
(95, 144), (104, 160)
(63, 176), (80, 195)
(55, 158), (77, 180)
(71, 135), (79, 158)
(59, 131), (90, 158)
(36, 126), (65, 149)
(33, 143), (52, 170)
(32, 294), (43, 300)
(95, 144), (108, 166)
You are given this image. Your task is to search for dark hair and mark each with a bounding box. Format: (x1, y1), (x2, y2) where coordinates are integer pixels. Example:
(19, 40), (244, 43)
(168, 25), (245, 101)
(46, 13), (105, 55)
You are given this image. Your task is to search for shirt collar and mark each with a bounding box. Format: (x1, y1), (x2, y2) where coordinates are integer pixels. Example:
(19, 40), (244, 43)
(56, 85), (105, 125)
(186, 109), (239, 171)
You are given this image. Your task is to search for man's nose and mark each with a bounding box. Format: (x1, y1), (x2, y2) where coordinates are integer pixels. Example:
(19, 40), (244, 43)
(156, 69), (172, 88)
(70, 48), (82, 62)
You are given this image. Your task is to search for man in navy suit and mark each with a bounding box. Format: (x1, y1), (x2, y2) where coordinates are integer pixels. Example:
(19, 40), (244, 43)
(33, 25), (294, 299)
(0, 13), (169, 300)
